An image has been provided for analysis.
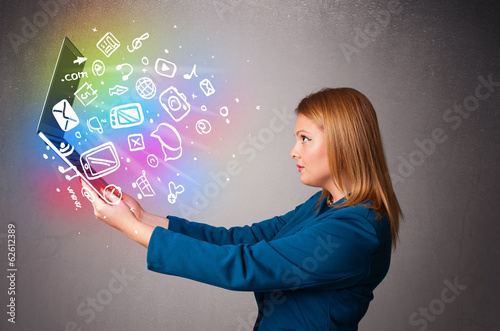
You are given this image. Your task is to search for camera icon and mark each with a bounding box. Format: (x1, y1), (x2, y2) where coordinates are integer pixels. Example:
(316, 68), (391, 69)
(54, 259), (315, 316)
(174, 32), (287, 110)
(159, 86), (191, 122)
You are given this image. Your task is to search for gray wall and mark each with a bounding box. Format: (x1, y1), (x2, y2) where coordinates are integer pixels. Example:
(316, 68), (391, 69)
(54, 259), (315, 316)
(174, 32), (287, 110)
(1, 0), (499, 330)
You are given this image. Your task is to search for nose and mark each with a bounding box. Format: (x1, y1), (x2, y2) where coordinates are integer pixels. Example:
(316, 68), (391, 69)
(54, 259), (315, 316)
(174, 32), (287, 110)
(290, 143), (300, 159)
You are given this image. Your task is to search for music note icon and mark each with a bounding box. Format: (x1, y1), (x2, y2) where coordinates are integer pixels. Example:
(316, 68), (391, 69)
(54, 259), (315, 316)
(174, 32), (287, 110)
(183, 64), (198, 79)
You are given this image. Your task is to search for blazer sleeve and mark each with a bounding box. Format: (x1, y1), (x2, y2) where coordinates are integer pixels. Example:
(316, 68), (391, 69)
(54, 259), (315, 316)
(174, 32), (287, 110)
(147, 206), (388, 292)
(166, 192), (320, 245)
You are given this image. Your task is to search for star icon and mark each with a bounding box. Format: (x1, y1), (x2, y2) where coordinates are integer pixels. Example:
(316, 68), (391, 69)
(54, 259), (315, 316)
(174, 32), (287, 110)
(256, 105), (261, 110)
(92, 27), (97, 32)
(142, 68), (147, 73)
(191, 93), (197, 99)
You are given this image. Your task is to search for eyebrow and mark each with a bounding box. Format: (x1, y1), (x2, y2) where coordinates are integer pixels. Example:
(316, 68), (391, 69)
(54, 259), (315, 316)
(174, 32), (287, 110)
(294, 130), (311, 137)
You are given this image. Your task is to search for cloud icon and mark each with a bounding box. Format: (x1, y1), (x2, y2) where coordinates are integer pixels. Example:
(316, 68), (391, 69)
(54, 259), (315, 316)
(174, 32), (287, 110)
(150, 123), (182, 162)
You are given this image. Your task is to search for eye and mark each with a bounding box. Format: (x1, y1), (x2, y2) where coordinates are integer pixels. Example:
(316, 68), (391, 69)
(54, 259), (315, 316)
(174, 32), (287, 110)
(301, 135), (311, 143)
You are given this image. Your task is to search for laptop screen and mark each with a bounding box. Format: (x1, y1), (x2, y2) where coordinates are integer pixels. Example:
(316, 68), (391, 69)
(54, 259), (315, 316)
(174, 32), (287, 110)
(37, 37), (115, 202)
(37, 37), (85, 138)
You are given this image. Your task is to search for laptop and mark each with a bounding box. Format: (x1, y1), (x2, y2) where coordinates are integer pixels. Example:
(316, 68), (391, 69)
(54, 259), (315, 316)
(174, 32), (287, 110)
(36, 37), (117, 203)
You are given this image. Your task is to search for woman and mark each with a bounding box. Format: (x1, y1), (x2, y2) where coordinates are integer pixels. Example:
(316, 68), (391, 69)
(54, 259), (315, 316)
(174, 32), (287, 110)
(82, 87), (402, 330)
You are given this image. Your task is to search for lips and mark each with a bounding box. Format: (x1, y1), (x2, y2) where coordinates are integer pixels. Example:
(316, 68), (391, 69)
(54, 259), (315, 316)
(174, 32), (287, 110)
(296, 164), (304, 172)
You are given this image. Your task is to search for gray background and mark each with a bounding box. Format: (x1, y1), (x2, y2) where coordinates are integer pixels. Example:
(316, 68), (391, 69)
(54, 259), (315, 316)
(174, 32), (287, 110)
(1, 0), (499, 330)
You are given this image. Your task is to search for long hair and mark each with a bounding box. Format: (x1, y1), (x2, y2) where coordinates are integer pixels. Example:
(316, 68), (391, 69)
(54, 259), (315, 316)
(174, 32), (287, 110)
(296, 87), (402, 248)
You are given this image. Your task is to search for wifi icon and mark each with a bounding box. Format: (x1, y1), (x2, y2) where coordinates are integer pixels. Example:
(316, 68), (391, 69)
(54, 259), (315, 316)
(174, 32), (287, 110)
(59, 142), (74, 157)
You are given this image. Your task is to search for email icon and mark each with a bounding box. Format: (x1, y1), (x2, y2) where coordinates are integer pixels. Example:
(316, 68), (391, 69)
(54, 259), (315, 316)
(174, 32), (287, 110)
(52, 99), (79, 132)
(199, 78), (215, 96)
(110, 103), (144, 129)
(128, 133), (145, 152)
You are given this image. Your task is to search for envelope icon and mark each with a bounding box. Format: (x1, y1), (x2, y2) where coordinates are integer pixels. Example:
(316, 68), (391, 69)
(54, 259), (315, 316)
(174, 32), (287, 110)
(199, 78), (215, 96)
(52, 99), (79, 131)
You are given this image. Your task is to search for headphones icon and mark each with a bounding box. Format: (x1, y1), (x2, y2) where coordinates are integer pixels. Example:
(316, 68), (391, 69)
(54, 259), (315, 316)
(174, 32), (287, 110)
(116, 63), (133, 81)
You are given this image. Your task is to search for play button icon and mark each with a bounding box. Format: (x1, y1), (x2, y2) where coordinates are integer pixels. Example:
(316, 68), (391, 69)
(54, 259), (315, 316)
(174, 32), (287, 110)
(155, 58), (177, 78)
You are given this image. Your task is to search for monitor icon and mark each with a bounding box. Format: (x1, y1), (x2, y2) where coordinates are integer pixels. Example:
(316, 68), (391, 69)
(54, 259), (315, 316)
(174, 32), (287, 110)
(80, 142), (120, 180)
(110, 103), (144, 129)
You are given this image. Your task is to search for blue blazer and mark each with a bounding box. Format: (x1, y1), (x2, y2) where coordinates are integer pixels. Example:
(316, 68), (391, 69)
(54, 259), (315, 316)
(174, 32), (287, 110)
(147, 192), (392, 330)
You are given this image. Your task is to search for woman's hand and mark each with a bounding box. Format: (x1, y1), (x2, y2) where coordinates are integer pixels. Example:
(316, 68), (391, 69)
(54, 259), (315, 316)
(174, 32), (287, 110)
(81, 179), (154, 248)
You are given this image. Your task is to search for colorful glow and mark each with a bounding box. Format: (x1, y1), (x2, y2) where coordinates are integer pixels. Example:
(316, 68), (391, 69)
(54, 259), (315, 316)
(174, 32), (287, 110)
(32, 15), (265, 218)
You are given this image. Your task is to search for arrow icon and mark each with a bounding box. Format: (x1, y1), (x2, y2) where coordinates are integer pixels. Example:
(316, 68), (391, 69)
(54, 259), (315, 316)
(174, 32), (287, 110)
(73, 57), (87, 65)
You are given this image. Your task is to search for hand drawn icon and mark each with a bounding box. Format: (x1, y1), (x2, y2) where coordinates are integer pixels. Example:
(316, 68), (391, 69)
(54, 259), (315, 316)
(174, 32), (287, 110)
(92, 60), (105, 76)
(183, 64), (198, 79)
(74, 82), (98, 107)
(87, 116), (104, 134)
(81, 186), (95, 202)
(150, 123), (182, 162)
(146, 154), (159, 168)
(80, 142), (120, 180)
(58, 142), (74, 157)
(52, 99), (79, 131)
(155, 58), (177, 78)
(135, 77), (156, 99)
(199, 78), (215, 96)
(127, 33), (149, 52)
(96, 32), (120, 57)
(132, 170), (155, 199)
(58, 165), (79, 181)
(116, 63), (133, 81)
(195, 119), (211, 135)
(128, 133), (145, 152)
(109, 85), (128, 96)
(103, 184), (122, 205)
(220, 106), (230, 124)
(73, 57), (87, 65)
(110, 103), (144, 129)
(159, 86), (190, 122)
(167, 181), (184, 204)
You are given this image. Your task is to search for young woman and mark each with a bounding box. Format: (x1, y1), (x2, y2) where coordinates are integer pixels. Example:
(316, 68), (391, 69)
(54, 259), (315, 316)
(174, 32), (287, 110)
(82, 87), (402, 330)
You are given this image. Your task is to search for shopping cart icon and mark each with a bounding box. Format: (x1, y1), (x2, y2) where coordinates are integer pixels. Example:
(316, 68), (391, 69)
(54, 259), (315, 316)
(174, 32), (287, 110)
(132, 170), (155, 199)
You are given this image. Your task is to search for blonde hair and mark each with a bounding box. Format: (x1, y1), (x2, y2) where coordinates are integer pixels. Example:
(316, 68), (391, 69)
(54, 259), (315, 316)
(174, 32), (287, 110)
(296, 87), (402, 248)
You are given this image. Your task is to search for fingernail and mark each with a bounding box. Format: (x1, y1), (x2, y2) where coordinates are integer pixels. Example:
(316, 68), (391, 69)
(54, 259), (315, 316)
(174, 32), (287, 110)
(79, 177), (82, 183)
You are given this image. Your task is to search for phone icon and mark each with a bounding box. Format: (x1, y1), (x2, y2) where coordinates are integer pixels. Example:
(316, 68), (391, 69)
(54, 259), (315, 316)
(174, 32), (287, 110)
(80, 142), (120, 180)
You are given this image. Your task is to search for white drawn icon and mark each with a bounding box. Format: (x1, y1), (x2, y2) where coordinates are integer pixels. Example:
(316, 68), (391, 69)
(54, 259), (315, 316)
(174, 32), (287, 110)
(96, 32), (120, 57)
(87, 116), (104, 134)
(150, 123), (182, 162)
(81, 186), (95, 202)
(199, 78), (215, 96)
(136, 77), (156, 99)
(159, 86), (190, 122)
(167, 181), (184, 204)
(155, 58), (177, 78)
(92, 60), (105, 76)
(195, 119), (211, 135)
(116, 63), (133, 81)
(128, 133), (145, 152)
(146, 154), (159, 168)
(58, 164), (79, 181)
(183, 64), (198, 79)
(220, 106), (230, 124)
(80, 142), (120, 180)
(109, 85), (128, 96)
(132, 170), (155, 199)
(73, 57), (87, 65)
(103, 184), (122, 205)
(110, 103), (144, 129)
(128, 33), (149, 52)
(58, 142), (74, 157)
(52, 99), (79, 131)
(74, 82), (98, 107)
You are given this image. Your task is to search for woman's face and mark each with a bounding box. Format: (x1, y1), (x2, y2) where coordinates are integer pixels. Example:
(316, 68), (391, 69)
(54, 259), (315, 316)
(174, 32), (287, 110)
(290, 114), (335, 192)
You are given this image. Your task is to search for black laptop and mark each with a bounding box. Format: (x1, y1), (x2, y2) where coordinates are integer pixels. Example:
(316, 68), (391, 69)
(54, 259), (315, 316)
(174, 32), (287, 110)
(36, 37), (117, 203)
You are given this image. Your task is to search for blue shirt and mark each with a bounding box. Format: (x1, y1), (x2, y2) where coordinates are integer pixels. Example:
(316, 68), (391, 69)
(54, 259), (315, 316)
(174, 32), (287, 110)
(147, 191), (392, 330)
